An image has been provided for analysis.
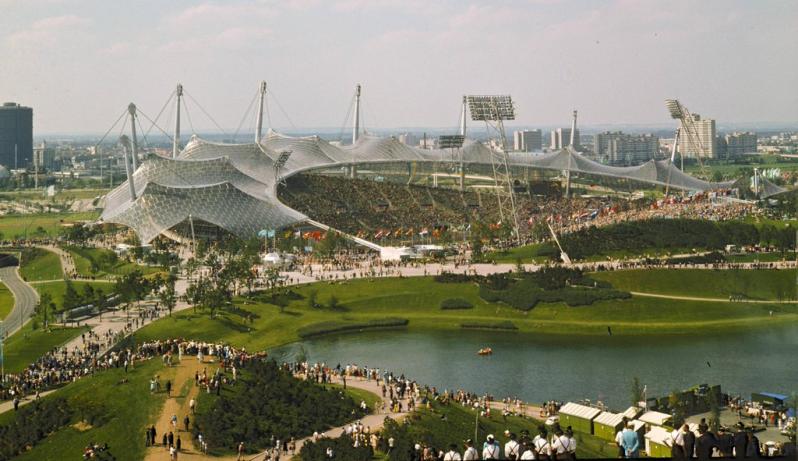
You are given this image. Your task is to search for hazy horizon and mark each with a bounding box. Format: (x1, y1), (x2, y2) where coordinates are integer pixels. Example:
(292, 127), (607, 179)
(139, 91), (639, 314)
(2, 0), (797, 134)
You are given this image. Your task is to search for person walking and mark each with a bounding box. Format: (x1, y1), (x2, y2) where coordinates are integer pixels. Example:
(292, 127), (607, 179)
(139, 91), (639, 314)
(443, 443), (462, 461)
(183, 415), (190, 432)
(668, 425), (686, 459)
(682, 424), (695, 459)
(483, 434), (501, 460)
(733, 422), (747, 458)
(695, 425), (717, 460)
(504, 432), (521, 460)
(620, 422), (640, 458)
(237, 441), (245, 461)
(463, 439), (479, 461)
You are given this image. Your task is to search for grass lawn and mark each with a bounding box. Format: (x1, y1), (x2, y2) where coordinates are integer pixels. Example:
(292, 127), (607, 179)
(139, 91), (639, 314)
(591, 268), (798, 301)
(487, 243), (550, 263)
(5, 358), (172, 461)
(133, 276), (798, 352)
(389, 400), (614, 459)
(33, 280), (114, 312)
(0, 282), (13, 320)
(19, 247), (63, 281)
(1, 322), (88, 373)
(0, 211), (99, 239)
(725, 252), (796, 263)
(65, 246), (164, 279)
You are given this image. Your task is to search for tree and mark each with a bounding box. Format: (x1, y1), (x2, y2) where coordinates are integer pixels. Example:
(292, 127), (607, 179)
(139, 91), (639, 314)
(62, 279), (81, 311)
(630, 377), (644, 408)
(668, 390), (685, 428)
(37, 292), (54, 329)
(159, 275), (177, 316)
(307, 290), (318, 309)
(264, 266), (282, 300)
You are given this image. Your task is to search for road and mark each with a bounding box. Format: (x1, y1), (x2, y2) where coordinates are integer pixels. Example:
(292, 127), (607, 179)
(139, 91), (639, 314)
(0, 266), (39, 337)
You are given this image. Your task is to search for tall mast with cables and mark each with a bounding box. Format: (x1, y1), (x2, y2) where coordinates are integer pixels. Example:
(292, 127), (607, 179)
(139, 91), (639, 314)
(352, 84), (361, 144)
(173, 83), (183, 159)
(255, 81), (267, 143)
(565, 110), (577, 197)
(120, 135), (136, 200)
(128, 103), (139, 171)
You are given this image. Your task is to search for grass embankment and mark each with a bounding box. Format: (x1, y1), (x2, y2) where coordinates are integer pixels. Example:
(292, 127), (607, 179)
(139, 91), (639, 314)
(1, 323), (89, 373)
(592, 268), (797, 301)
(0, 358), (171, 461)
(65, 246), (164, 279)
(385, 400), (613, 459)
(33, 280), (113, 312)
(19, 248), (63, 281)
(0, 282), (13, 320)
(0, 211), (98, 239)
(134, 275), (798, 352)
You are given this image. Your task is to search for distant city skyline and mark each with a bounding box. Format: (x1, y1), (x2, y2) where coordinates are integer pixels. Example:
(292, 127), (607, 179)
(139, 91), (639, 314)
(1, 0), (796, 134)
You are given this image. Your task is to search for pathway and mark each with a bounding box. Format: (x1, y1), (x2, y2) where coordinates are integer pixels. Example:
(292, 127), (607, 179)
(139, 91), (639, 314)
(630, 291), (798, 304)
(0, 266), (39, 336)
(145, 358), (217, 461)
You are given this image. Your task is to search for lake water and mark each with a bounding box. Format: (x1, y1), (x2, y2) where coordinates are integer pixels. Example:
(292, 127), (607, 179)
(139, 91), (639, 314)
(271, 325), (798, 409)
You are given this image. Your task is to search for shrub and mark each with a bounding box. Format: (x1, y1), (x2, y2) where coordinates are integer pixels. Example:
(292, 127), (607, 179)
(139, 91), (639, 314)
(194, 360), (367, 452)
(297, 318), (409, 338)
(0, 397), (72, 459)
(460, 321), (517, 330)
(439, 298), (474, 310)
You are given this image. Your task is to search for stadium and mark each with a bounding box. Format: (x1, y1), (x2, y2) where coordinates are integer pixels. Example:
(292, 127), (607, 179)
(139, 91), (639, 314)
(100, 84), (733, 250)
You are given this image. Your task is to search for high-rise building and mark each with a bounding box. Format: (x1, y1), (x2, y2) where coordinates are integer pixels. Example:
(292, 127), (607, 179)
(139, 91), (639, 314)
(550, 128), (579, 150)
(513, 129), (542, 152)
(678, 114), (717, 158)
(33, 141), (56, 171)
(724, 132), (757, 157)
(0, 102), (33, 169)
(398, 132), (418, 147)
(594, 131), (660, 166)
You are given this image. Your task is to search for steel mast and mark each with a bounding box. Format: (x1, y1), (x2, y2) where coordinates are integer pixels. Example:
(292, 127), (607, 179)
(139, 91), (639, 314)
(255, 81), (267, 143)
(172, 83), (183, 159)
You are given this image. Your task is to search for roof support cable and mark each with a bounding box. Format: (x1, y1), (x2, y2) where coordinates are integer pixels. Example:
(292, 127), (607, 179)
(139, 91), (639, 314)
(233, 88), (259, 142)
(184, 91), (228, 138)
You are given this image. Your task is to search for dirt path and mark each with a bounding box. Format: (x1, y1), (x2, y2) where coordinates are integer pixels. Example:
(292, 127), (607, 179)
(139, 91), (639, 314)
(630, 291), (798, 303)
(145, 358), (218, 461)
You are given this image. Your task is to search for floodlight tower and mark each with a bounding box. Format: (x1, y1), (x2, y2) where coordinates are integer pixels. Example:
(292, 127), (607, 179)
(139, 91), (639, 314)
(255, 81), (267, 143)
(459, 96), (467, 137)
(173, 83), (183, 159)
(466, 95), (521, 244)
(439, 134), (465, 191)
(128, 103), (139, 171)
(665, 99), (707, 175)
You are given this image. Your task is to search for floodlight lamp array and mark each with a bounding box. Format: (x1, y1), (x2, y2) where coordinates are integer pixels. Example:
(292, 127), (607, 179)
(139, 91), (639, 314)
(665, 99), (685, 120)
(274, 150), (292, 169)
(438, 135), (465, 149)
(466, 95), (515, 121)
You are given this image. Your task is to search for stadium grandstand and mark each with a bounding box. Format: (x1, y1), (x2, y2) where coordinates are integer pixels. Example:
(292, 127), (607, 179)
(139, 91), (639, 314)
(100, 83), (735, 248)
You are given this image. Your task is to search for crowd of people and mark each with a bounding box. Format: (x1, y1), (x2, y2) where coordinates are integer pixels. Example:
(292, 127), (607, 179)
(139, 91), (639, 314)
(0, 329), (129, 405)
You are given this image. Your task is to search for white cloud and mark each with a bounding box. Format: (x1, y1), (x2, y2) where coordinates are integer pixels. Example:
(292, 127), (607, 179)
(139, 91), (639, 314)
(5, 14), (90, 47)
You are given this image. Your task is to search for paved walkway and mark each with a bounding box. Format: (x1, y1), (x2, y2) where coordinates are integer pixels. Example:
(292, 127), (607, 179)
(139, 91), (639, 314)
(0, 266), (39, 336)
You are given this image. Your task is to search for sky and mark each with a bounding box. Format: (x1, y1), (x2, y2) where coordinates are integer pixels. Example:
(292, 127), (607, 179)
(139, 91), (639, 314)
(1, 0), (796, 134)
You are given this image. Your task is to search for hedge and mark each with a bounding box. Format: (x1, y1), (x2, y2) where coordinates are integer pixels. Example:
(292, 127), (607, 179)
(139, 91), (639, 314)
(299, 435), (373, 461)
(460, 321), (518, 331)
(0, 397), (72, 460)
(195, 360), (367, 452)
(297, 318), (409, 338)
(439, 298), (474, 310)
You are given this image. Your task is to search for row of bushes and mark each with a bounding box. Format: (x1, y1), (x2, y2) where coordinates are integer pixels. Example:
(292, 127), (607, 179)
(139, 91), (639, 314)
(460, 320), (517, 331)
(194, 360), (368, 452)
(0, 397), (72, 460)
(536, 218), (793, 261)
(297, 318), (409, 338)
(439, 298), (474, 310)
(479, 284), (630, 310)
